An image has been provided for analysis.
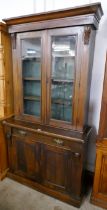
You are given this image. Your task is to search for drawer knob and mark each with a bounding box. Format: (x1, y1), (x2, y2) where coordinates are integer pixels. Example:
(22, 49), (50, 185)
(53, 139), (64, 145)
(37, 128), (42, 132)
(18, 130), (27, 136)
(74, 152), (80, 157)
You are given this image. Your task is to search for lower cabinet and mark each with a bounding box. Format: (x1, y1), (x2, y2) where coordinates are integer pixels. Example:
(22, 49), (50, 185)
(91, 140), (107, 209)
(5, 126), (85, 207)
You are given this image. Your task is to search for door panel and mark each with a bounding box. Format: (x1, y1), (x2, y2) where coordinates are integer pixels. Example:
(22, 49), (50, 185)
(41, 143), (82, 196)
(99, 153), (107, 194)
(10, 136), (41, 182)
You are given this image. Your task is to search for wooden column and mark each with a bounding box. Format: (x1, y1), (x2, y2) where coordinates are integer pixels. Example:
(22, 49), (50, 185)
(0, 23), (13, 180)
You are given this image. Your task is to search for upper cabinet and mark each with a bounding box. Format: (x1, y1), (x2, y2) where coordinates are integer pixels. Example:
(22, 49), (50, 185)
(3, 3), (103, 132)
(16, 27), (84, 129)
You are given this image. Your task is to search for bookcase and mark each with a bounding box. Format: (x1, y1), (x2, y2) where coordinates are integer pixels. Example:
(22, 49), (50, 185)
(3, 3), (103, 207)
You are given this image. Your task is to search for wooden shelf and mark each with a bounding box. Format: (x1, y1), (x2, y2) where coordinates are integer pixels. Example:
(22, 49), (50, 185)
(52, 78), (74, 83)
(22, 56), (41, 60)
(24, 96), (40, 101)
(52, 54), (75, 58)
(23, 77), (41, 81)
(52, 98), (71, 106)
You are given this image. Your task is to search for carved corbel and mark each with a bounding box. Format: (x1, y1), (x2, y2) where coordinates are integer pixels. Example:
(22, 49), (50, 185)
(84, 26), (91, 45)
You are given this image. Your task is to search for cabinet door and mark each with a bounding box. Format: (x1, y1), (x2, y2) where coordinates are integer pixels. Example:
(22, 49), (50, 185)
(93, 148), (107, 200)
(15, 31), (46, 123)
(8, 136), (41, 182)
(46, 27), (83, 129)
(41, 143), (82, 196)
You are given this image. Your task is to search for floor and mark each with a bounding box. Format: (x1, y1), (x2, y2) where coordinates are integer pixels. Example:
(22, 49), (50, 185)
(0, 178), (104, 210)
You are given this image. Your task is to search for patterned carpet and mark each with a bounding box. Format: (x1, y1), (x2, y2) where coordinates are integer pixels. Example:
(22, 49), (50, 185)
(0, 178), (104, 210)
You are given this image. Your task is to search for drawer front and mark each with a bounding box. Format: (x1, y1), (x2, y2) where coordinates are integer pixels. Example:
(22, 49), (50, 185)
(12, 128), (35, 139)
(12, 127), (83, 154)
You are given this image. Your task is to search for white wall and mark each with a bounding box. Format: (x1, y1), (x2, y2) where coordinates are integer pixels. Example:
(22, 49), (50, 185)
(87, 0), (107, 171)
(0, 0), (107, 171)
(0, 0), (34, 20)
(34, 0), (91, 13)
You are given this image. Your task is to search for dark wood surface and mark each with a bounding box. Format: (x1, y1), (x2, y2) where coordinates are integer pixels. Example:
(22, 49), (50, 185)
(3, 117), (91, 142)
(91, 54), (107, 208)
(4, 121), (85, 207)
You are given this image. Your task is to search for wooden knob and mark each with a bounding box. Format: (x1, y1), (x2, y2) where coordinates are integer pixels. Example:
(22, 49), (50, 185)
(74, 152), (80, 157)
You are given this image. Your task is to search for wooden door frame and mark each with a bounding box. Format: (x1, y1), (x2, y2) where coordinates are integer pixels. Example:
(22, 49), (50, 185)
(13, 31), (47, 124)
(46, 27), (84, 130)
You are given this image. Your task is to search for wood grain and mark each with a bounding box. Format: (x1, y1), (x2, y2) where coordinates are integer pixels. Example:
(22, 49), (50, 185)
(91, 54), (107, 208)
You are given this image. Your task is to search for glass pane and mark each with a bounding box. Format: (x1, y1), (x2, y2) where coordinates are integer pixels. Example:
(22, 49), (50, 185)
(23, 81), (41, 98)
(21, 38), (41, 117)
(51, 35), (76, 122)
(24, 100), (40, 116)
(23, 59), (40, 78)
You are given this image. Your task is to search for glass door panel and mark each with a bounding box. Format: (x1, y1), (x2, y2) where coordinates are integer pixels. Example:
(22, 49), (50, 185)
(51, 35), (76, 122)
(21, 38), (41, 117)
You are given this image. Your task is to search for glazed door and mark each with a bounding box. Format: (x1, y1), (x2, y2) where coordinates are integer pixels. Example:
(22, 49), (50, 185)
(8, 136), (41, 182)
(46, 27), (83, 129)
(41, 143), (82, 196)
(16, 31), (46, 123)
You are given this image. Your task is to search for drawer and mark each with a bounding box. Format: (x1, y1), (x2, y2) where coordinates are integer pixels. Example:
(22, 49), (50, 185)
(12, 127), (36, 139)
(37, 133), (83, 153)
(12, 127), (83, 154)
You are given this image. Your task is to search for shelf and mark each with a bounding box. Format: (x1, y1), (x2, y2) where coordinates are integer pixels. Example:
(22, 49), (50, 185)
(52, 98), (72, 106)
(52, 78), (74, 83)
(52, 54), (75, 58)
(23, 77), (41, 81)
(24, 96), (40, 101)
(22, 56), (41, 60)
